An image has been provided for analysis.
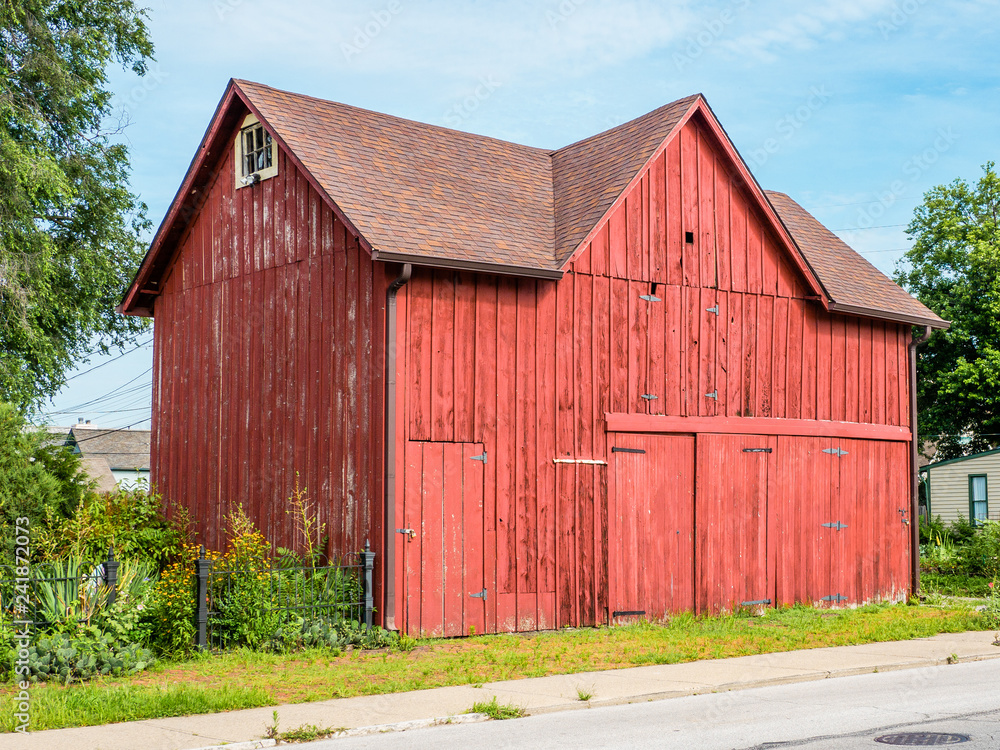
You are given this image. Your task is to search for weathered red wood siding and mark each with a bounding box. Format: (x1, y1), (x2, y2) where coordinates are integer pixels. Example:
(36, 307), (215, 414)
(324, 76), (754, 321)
(397, 113), (912, 633)
(151, 136), (386, 579)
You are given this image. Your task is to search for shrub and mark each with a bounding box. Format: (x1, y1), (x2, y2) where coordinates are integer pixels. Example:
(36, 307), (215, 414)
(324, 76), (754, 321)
(949, 516), (979, 546)
(268, 615), (397, 653)
(148, 543), (213, 656)
(35, 486), (190, 569)
(21, 631), (155, 684)
(920, 514), (948, 545)
(0, 403), (97, 561)
(211, 506), (276, 650)
(963, 520), (1000, 579)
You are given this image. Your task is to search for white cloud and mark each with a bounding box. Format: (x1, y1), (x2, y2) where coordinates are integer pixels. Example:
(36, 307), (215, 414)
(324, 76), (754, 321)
(719, 0), (896, 62)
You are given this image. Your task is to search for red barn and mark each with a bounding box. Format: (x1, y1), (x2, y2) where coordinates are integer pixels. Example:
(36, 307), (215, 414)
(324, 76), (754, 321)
(122, 80), (947, 635)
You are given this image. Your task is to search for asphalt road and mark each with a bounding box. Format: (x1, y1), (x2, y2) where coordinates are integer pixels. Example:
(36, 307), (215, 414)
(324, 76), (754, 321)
(304, 658), (1000, 749)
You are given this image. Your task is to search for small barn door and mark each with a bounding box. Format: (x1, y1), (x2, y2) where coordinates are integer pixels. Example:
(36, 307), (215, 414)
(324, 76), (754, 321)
(771, 436), (838, 606)
(609, 433), (696, 622)
(695, 433), (775, 614)
(400, 441), (486, 637)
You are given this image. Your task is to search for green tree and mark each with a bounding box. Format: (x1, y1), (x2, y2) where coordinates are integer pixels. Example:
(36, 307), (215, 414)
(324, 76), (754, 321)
(0, 401), (96, 560)
(1, 0), (154, 408)
(895, 162), (1000, 459)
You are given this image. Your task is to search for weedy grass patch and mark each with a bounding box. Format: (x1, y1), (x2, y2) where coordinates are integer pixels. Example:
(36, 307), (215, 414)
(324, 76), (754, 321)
(1, 602), (986, 732)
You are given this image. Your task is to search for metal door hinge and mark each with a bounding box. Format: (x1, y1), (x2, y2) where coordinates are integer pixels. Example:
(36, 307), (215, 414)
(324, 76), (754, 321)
(640, 294), (661, 302)
(469, 588), (488, 601)
(821, 594), (848, 603)
(612, 446), (646, 454)
(640, 394), (658, 401)
(740, 599), (772, 606)
(396, 528), (416, 539)
(705, 390), (718, 400)
(742, 447), (772, 453)
(706, 304), (719, 316)
(822, 447), (848, 457)
(821, 522), (848, 530)
(470, 451), (487, 464)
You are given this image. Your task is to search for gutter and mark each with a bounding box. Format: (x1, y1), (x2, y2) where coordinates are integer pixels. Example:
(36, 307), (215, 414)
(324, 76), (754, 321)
(383, 263), (411, 631)
(908, 325), (932, 598)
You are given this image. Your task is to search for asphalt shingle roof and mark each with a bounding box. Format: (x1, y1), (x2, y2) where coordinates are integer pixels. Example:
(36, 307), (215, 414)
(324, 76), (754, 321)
(123, 80), (946, 328)
(766, 191), (947, 327)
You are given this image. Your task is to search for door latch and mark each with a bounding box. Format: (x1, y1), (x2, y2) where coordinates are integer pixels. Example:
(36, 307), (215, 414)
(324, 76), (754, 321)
(898, 509), (909, 526)
(396, 528), (416, 540)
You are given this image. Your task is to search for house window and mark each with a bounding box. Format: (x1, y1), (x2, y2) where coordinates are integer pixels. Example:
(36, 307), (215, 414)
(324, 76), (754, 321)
(969, 474), (988, 525)
(234, 114), (278, 187)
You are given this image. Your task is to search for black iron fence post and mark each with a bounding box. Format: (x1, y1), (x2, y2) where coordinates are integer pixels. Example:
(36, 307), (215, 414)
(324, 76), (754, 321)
(105, 546), (119, 607)
(195, 545), (211, 650)
(361, 540), (375, 631)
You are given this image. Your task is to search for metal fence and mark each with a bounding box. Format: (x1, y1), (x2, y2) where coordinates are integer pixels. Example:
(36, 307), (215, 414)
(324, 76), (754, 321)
(0, 543), (375, 651)
(0, 549), (121, 630)
(195, 542), (375, 650)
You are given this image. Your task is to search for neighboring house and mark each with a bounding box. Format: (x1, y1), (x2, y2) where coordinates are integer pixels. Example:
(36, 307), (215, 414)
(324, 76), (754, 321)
(921, 448), (1000, 525)
(46, 424), (151, 492)
(120, 80), (947, 636)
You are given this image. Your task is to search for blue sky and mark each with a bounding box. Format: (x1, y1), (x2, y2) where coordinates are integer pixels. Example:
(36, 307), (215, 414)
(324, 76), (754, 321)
(41, 0), (999, 428)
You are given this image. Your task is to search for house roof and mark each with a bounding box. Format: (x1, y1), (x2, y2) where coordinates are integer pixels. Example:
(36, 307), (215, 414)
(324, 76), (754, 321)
(766, 191), (948, 328)
(69, 427), (151, 472)
(121, 80), (947, 330)
(922, 446), (1000, 472)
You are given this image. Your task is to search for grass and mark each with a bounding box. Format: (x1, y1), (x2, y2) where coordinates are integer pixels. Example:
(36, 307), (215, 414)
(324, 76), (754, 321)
(921, 571), (994, 598)
(470, 696), (526, 720)
(576, 686), (594, 701)
(0, 602), (986, 733)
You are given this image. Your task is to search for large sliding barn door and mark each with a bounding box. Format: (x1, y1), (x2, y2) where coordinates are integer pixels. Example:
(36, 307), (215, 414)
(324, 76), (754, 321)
(772, 437), (911, 607)
(400, 441), (486, 637)
(695, 434), (775, 614)
(609, 433), (696, 622)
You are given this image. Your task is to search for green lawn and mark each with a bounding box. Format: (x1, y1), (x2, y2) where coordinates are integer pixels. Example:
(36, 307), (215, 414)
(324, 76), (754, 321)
(1, 602), (986, 733)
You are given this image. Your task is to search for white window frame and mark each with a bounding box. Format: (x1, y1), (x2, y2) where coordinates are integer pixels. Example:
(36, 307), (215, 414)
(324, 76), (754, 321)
(234, 114), (278, 188)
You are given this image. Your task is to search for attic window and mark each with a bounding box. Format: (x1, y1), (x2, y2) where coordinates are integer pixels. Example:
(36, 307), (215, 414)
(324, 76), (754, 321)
(234, 114), (278, 187)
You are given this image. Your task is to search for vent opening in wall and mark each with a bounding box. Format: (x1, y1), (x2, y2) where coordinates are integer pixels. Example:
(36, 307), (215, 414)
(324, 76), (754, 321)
(684, 231), (694, 243)
(235, 114), (278, 187)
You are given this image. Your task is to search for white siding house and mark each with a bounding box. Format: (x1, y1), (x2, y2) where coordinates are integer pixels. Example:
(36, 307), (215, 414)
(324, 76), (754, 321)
(921, 448), (1000, 525)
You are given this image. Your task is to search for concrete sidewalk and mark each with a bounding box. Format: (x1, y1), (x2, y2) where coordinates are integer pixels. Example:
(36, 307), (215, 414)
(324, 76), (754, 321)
(3, 630), (999, 750)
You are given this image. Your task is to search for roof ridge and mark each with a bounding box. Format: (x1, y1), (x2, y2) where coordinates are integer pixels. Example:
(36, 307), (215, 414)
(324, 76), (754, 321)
(551, 93), (702, 157)
(234, 79), (554, 157)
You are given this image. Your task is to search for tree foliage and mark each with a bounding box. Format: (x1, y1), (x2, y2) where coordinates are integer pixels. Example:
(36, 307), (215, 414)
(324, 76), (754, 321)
(0, 0), (154, 407)
(0, 401), (97, 560)
(895, 162), (1000, 459)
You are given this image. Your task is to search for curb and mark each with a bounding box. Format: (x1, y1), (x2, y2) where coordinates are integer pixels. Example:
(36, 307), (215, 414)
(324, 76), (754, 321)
(191, 714), (489, 749)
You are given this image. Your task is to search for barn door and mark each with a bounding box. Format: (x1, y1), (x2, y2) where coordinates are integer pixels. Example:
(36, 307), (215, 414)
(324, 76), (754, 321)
(695, 433), (775, 614)
(609, 433), (695, 622)
(832, 439), (911, 604)
(771, 436), (838, 606)
(400, 441), (486, 637)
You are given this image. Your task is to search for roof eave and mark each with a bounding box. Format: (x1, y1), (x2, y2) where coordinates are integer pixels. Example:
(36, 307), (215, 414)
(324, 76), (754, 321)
(826, 301), (951, 329)
(374, 250), (563, 280)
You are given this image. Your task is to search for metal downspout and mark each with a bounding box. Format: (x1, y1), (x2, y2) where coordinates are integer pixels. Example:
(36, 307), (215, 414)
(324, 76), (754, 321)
(383, 263), (411, 631)
(909, 325), (932, 598)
